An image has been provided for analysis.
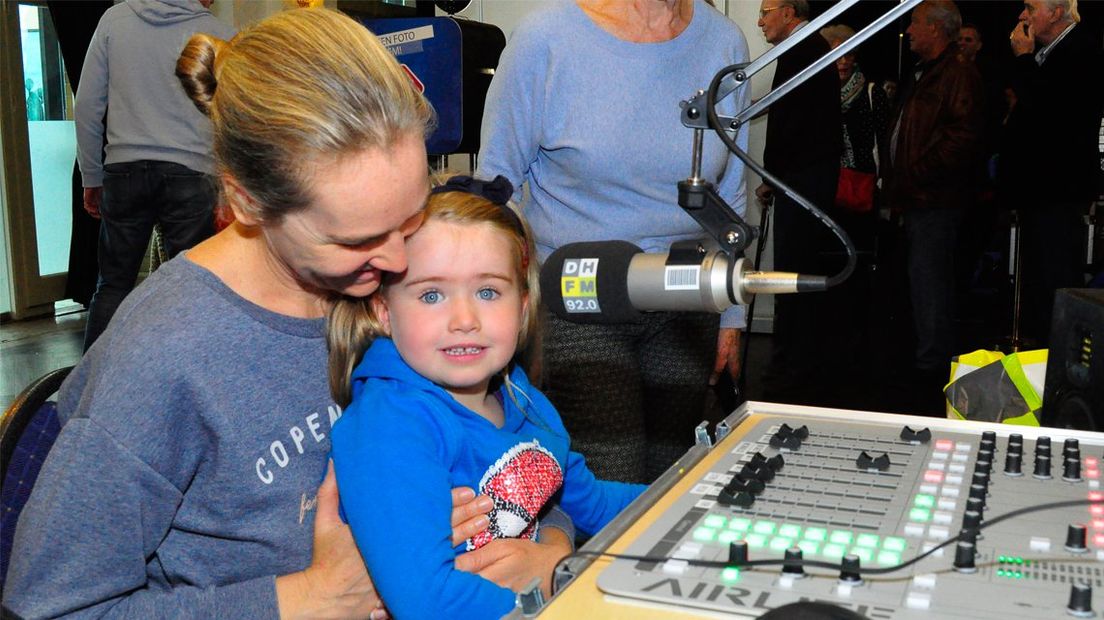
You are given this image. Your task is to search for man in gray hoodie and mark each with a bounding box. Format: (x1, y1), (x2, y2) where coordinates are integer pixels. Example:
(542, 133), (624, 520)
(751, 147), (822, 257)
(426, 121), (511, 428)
(76, 0), (235, 351)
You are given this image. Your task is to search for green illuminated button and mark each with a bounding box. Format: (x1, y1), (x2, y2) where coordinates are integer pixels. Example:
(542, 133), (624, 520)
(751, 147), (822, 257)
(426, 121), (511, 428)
(856, 533), (880, 549)
(703, 514), (727, 529)
(883, 537), (907, 553)
(913, 494), (936, 508)
(803, 527), (827, 542)
(909, 507), (931, 522)
(727, 517), (752, 532)
(721, 567), (740, 583)
(718, 530), (741, 544)
(877, 550), (901, 566)
(850, 547), (874, 563)
(779, 524), (802, 539)
(829, 530), (854, 545)
(692, 527), (717, 542)
(797, 540), (820, 556)
(744, 533), (768, 549)
(753, 521), (778, 536)
(822, 543), (847, 560)
(770, 537), (794, 552)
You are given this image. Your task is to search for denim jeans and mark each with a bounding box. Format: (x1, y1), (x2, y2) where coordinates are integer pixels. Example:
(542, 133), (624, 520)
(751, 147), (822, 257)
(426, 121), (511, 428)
(83, 161), (217, 351)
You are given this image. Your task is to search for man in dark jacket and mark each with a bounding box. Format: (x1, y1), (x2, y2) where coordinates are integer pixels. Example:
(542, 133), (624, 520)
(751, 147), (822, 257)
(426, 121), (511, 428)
(999, 0), (1104, 344)
(756, 0), (842, 405)
(884, 0), (982, 391)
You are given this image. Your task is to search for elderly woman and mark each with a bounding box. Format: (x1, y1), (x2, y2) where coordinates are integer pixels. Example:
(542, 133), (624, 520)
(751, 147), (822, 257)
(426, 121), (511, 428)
(821, 23), (890, 208)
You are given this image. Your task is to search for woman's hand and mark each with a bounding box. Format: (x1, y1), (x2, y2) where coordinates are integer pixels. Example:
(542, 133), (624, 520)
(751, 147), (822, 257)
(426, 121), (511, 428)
(450, 487), (493, 546)
(455, 528), (572, 599)
(276, 461), (389, 620)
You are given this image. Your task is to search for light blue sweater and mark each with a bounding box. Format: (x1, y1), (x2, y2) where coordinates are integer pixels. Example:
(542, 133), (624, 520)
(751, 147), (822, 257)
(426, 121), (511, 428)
(477, 0), (751, 327)
(75, 0), (236, 186)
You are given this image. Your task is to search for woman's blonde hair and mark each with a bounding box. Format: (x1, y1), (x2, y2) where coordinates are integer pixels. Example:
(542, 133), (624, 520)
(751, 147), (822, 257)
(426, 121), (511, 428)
(327, 177), (540, 406)
(176, 8), (434, 223)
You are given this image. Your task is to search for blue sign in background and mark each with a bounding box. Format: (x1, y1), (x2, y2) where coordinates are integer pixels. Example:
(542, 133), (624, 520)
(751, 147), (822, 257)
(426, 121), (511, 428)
(361, 17), (463, 154)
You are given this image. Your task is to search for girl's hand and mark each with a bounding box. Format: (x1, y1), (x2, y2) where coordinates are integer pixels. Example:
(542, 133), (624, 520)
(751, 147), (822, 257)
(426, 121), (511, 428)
(276, 461), (389, 620)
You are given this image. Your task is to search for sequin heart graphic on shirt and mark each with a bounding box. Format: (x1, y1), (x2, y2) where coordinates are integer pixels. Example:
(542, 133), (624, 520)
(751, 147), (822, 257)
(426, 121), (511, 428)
(466, 440), (564, 550)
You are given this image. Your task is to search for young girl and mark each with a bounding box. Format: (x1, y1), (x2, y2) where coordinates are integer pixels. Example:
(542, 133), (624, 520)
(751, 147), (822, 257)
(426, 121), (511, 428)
(330, 175), (646, 619)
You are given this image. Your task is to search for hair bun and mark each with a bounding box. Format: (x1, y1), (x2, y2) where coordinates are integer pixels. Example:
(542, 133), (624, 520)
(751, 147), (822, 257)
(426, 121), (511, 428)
(176, 33), (229, 116)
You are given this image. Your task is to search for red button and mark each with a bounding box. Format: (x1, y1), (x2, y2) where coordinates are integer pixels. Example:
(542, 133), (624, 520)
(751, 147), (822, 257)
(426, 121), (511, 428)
(935, 439), (953, 451)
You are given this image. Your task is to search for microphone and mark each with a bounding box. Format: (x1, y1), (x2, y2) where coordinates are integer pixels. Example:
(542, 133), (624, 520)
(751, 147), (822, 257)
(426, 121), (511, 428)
(539, 241), (828, 324)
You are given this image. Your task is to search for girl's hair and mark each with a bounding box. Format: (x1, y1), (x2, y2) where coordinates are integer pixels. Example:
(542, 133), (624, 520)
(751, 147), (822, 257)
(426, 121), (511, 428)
(175, 8), (434, 223)
(328, 178), (540, 406)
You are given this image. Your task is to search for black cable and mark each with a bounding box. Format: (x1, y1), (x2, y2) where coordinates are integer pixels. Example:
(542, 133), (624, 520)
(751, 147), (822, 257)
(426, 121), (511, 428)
(555, 497), (1103, 579)
(703, 63), (857, 289)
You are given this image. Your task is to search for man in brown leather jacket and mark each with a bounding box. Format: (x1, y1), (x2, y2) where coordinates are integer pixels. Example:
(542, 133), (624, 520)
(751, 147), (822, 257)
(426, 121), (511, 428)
(883, 0), (983, 395)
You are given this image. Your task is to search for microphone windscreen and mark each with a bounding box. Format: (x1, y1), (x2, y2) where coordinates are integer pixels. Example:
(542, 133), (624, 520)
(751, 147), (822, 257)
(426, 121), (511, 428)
(540, 241), (645, 324)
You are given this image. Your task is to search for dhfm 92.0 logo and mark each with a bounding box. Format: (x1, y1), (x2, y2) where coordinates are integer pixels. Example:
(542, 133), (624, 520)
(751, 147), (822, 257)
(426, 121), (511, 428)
(560, 258), (599, 313)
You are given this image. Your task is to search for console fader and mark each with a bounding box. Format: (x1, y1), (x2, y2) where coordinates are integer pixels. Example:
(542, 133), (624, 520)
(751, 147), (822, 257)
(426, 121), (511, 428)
(538, 403), (1104, 619)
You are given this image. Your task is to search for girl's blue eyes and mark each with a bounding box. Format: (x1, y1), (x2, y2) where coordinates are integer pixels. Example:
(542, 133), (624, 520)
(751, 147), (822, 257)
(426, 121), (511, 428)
(417, 288), (500, 304)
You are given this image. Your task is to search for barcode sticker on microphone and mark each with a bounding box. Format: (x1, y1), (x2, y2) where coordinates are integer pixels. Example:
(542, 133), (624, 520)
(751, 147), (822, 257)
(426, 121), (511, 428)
(665, 265), (700, 291)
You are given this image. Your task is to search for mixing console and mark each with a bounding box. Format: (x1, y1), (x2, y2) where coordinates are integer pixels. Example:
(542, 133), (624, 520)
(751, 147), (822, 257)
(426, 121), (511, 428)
(537, 403), (1104, 619)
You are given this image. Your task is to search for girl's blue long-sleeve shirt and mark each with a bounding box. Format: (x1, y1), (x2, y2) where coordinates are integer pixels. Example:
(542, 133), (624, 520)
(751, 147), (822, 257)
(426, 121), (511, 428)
(332, 339), (645, 619)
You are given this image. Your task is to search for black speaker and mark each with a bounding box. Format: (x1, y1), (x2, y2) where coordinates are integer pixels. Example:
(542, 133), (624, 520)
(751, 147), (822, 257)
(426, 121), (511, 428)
(1041, 289), (1104, 430)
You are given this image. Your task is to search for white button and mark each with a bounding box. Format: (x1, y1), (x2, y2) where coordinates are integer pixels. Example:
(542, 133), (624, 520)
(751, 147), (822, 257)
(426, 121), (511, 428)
(913, 573), (938, 589)
(922, 542), (945, 557)
(928, 526), (950, 540)
(1091, 480), (1100, 489)
(938, 498), (957, 511)
(703, 472), (727, 483)
(778, 574), (795, 589)
(906, 592), (932, 610)
(836, 583), (853, 597)
(673, 543), (702, 559)
(920, 484), (939, 495)
(1030, 537), (1051, 552)
(928, 461), (946, 471)
(931, 451), (949, 460)
(905, 523), (926, 537)
(695, 499), (716, 509)
(955, 442), (972, 452)
(948, 463), (967, 473)
(690, 484), (714, 495)
(662, 559), (689, 575)
(945, 474), (963, 485)
(933, 511), (953, 525)
(952, 453), (969, 462)
(1096, 550), (1104, 562)
(940, 486), (960, 498)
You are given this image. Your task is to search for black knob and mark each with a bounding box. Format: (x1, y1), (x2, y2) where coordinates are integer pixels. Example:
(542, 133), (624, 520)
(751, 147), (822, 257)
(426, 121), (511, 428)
(1008, 434), (1024, 454)
(749, 452), (768, 468)
(783, 547), (805, 577)
(953, 541), (977, 573)
(766, 454), (785, 472)
(972, 471), (991, 489)
(962, 510), (982, 530)
(793, 425), (810, 439)
(981, 430), (996, 444)
(728, 541), (749, 567)
(839, 554), (863, 584)
(1066, 524), (1089, 553)
(1067, 580), (1094, 617)
(1064, 458), (1083, 482)
(1033, 455), (1053, 479)
(969, 484), (987, 501)
(958, 527), (979, 545)
(1033, 436), (1051, 456)
(1005, 452), (1023, 476)
(976, 449), (993, 464)
(967, 496), (986, 516)
(1065, 438), (1081, 459)
(974, 460), (992, 476)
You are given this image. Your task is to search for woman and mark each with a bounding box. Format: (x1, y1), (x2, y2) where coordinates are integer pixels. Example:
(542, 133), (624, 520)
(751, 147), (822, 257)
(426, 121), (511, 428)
(4, 9), (569, 619)
(477, 0), (751, 484)
(821, 24), (890, 209)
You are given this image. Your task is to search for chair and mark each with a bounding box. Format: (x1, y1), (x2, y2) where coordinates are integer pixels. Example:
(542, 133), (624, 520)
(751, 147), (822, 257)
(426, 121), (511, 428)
(0, 366), (73, 591)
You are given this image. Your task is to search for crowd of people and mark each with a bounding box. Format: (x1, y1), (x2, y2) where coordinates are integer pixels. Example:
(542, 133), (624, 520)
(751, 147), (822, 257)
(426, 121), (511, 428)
(3, 0), (1102, 618)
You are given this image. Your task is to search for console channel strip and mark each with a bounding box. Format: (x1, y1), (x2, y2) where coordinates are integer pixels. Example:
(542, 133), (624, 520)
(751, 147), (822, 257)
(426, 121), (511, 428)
(577, 405), (1104, 619)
